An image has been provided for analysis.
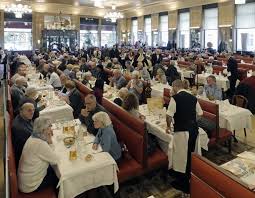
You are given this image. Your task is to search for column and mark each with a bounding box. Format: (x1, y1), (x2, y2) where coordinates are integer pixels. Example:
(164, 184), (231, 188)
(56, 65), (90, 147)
(98, 18), (102, 47)
(218, 1), (234, 52)
(32, 12), (44, 50)
(71, 15), (80, 48)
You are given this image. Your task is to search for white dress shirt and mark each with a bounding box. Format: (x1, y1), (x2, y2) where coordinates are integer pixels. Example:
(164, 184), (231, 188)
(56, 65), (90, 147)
(18, 137), (58, 193)
(167, 89), (203, 117)
(48, 72), (61, 88)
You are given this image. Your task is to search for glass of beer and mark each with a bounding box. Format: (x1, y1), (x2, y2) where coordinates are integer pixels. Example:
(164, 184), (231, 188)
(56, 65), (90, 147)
(69, 150), (77, 160)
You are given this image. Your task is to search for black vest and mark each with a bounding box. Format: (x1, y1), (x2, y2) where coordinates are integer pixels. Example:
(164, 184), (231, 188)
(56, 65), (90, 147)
(172, 91), (197, 131)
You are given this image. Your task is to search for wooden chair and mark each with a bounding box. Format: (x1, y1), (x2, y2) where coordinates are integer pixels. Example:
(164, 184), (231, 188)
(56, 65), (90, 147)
(232, 95), (249, 139)
(163, 88), (171, 107)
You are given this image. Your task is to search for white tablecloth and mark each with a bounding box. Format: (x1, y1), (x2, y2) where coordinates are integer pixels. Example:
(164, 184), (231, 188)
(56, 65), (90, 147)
(139, 105), (209, 171)
(151, 81), (172, 97)
(216, 100), (253, 131)
(39, 92), (74, 122)
(177, 68), (195, 79)
(27, 81), (54, 91)
(197, 73), (230, 91)
(52, 120), (119, 198)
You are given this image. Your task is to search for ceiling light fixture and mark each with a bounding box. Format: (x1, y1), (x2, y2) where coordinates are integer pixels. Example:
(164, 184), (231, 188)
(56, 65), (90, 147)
(92, 0), (105, 8)
(4, 4), (32, 18)
(235, 0), (246, 4)
(104, 4), (123, 23)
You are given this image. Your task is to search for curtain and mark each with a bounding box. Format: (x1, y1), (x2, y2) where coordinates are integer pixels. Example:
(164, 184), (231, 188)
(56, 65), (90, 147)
(179, 12), (190, 31)
(236, 3), (255, 28)
(204, 8), (218, 30)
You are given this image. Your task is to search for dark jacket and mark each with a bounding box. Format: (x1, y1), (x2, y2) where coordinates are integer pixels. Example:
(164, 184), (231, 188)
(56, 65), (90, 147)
(11, 115), (33, 167)
(165, 66), (180, 85)
(69, 88), (84, 119)
(11, 84), (25, 115)
(79, 104), (106, 136)
(151, 54), (163, 66)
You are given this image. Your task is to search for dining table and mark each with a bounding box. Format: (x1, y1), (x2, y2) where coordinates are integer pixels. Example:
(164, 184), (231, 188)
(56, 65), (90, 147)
(52, 119), (119, 198)
(139, 104), (209, 171)
(39, 90), (74, 122)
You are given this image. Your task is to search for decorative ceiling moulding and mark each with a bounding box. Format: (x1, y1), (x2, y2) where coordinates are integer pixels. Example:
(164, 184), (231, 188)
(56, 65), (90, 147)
(218, 1), (235, 26)
(123, 0), (231, 18)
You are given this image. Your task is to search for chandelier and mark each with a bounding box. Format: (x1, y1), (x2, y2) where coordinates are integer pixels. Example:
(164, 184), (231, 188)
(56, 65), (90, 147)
(46, 12), (75, 30)
(4, 4), (32, 18)
(104, 5), (124, 23)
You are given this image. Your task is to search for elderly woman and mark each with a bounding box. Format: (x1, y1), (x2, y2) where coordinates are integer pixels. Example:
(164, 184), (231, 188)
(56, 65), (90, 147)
(92, 112), (122, 161)
(156, 68), (167, 84)
(63, 64), (73, 77)
(69, 65), (80, 80)
(136, 61), (151, 81)
(82, 71), (93, 88)
(113, 87), (129, 107)
(19, 86), (46, 120)
(126, 71), (143, 101)
(18, 117), (59, 193)
(122, 92), (145, 120)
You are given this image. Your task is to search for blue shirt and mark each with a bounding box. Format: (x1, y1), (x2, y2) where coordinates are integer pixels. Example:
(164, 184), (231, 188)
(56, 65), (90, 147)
(112, 75), (127, 89)
(94, 125), (122, 161)
(204, 84), (222, 100)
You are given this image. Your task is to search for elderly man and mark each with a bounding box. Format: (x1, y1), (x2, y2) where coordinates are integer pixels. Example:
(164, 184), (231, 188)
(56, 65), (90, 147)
(151, 48), (163, 66)
(19, 86), (46, 120)
(79, 94), (106, 136)
(59, 74), (69, 94)
(11, 63), (27, 84)
(204, 75), (222, 100)
(166, 80), (203, 193)
(11, 76), (27, 114)
(12, 102), (35, 166)
(136, 61), (151, 81)
(109, 69), (127, 89)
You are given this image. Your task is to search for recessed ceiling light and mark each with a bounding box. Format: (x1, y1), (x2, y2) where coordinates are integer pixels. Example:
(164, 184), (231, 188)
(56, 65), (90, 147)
(74, 1), (79, 6)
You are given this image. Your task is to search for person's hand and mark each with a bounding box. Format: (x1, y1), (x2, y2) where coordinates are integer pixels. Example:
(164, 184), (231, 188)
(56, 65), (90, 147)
(166, 126), (171, 134)
(139, 114), (146, 121)
(92, 143), (98, 150)
(81, 108), (89, 117)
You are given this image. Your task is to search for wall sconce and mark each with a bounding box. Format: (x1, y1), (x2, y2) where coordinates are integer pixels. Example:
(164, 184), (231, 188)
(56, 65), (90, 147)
(37, 40), (41, 45)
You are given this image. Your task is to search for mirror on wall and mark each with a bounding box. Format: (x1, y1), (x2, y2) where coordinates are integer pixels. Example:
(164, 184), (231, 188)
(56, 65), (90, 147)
(219, 27), (233, 53)
(190, 28), (201, 49)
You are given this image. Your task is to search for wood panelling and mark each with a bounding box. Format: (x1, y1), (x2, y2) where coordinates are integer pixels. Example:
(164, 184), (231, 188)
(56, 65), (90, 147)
(168, 10), (177, 29)
(126, 18), (131, 33)
(32, 12), (44, 49)
(151, 13), (159, 31)
(138, 16), (144, 31)
(219, 1), (235, 26)
(190, 6), (202, 28)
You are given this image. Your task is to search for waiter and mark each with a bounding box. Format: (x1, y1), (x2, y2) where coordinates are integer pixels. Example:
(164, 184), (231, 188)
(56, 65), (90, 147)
(166, 79), (203, 193)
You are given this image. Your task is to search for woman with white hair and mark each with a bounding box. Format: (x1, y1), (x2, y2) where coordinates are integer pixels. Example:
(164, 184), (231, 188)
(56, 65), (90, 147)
(92, 112), (122, 161)
(82, 71), (93, 88)
(92, 111), (121, 161)
(18, 117), (59, 193)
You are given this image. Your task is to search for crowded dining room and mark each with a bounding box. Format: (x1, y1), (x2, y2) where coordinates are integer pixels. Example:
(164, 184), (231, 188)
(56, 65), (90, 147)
(1, 0), (255, 197)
